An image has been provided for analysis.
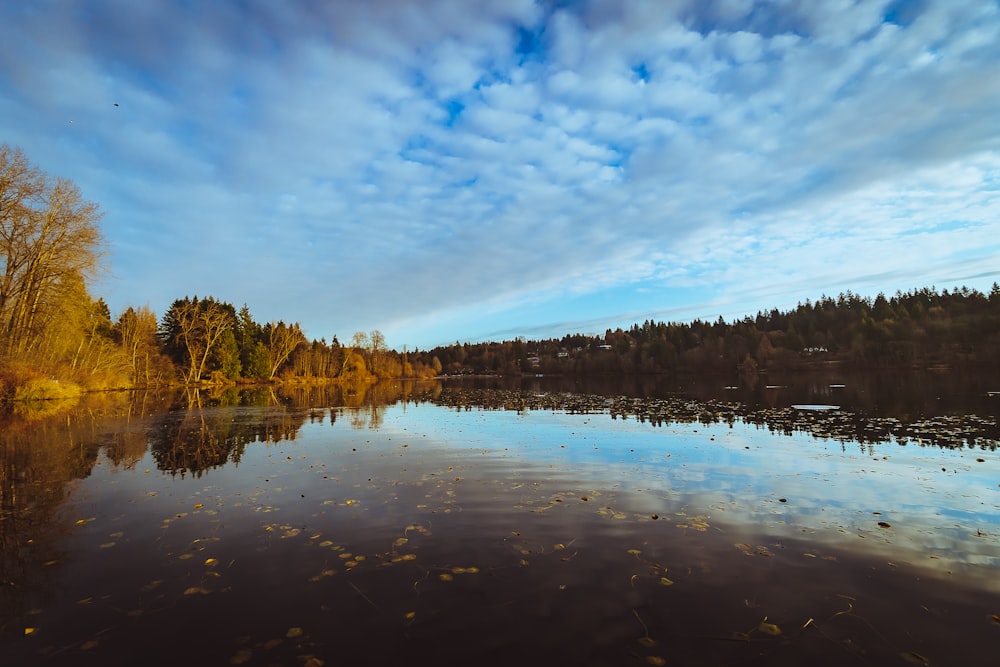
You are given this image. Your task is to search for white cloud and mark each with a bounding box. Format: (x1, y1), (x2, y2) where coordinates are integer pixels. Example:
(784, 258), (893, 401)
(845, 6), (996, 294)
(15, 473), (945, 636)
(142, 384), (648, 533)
(0, 0), (998, 347)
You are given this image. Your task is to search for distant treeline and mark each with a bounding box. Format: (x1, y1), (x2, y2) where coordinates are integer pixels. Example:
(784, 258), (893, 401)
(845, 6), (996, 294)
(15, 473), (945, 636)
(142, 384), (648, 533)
(3, 143), (999, 397)
(427, 286), (1000, 376)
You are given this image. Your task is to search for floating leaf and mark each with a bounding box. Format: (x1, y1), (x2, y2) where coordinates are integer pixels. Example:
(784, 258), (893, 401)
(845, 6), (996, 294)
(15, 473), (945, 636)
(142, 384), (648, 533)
(647, 657), (667, 666)
(80, 640), (99, 650)
(205, 558), (219, 567)
(319, 540), (334, 547)
(627, 549), (641, 557)
(404, 611), (416, 620)
(394, 537), (409, 547)
(183, 586), (210, 595)
(758, 622), (782, 636)
(900, 651), (930, 665)
(230, 648), (253, 664)
(637, 637), (656, 648)
(286, 627), (303, 638)
(194, 503), (204, 509)
(878, 521), (892, 528)
(439, 573), (454, 581)
(24, 627), (37, 636)
(660, 577), (674, 586)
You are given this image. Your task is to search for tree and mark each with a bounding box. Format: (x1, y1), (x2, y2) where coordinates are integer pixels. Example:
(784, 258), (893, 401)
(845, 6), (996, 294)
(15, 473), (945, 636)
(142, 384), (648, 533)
(235, 304), (265, 376)
(159, 296), (236, 384)
(368, 329), (386, 377)
(263, 320), (305, 379)
(0, 144), (105, 360)
(116, 305), (161, 385)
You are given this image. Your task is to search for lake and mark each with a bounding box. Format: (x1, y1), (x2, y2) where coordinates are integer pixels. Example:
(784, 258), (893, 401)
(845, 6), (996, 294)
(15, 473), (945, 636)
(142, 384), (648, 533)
(2, 374), (999, 666)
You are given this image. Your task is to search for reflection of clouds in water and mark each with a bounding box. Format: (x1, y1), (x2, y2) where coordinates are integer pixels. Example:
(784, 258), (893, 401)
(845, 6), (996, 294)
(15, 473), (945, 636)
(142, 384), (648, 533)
(331, 404), (1000, 575)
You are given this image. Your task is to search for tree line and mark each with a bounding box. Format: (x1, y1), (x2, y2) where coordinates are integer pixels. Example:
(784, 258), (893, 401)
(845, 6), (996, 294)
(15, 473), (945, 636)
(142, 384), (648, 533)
(3, 143), (999, 397)
(427, 285), (1000, 376)
(0, 144), (440, 396)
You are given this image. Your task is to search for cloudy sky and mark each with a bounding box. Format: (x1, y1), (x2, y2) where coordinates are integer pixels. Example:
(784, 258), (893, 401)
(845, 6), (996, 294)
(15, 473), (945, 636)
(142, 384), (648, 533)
(2, 1), (998, 349)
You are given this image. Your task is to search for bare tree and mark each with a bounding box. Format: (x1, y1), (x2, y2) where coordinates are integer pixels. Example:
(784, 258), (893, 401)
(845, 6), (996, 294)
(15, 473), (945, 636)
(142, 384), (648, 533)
(0, 145), (105, 360)
(160, 297), (235, 384)
(117, 305), (159, 385)
(368, 329), (386, 376)
(340, 331), (370, 378)
(264, 320), (305, 379)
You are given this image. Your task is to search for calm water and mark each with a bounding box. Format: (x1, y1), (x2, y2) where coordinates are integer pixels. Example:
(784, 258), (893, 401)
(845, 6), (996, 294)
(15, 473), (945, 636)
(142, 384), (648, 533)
(2, 377), (999, 666)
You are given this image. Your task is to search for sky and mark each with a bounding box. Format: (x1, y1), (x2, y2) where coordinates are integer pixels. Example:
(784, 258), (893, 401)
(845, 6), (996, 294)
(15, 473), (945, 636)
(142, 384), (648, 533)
(1, 0), (999, 350)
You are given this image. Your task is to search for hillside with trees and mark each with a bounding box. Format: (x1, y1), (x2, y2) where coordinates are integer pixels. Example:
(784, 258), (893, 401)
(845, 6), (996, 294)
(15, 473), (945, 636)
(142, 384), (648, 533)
(2, 143), (998, 400)
(427, 286), (1000, 377)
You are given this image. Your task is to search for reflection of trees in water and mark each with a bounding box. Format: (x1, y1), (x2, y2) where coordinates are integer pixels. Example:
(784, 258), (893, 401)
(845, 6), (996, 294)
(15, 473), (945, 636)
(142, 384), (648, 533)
(145, 381), (443, 475)
(0, 391), (142, 635)
(148, 390), (303, 478)
(432, 387), (1000, 451)
(275, 379), (442, 431)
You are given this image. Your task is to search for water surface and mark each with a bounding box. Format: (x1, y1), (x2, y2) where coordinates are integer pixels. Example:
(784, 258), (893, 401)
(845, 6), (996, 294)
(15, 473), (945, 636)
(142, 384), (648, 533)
(2, 382), (999, 666)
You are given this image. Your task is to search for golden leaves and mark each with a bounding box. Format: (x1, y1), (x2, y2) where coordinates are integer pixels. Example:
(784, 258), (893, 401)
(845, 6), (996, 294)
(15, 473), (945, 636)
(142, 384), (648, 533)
(230, 648), (253, 665)
(735, 543), (773, 557)
(900, 651), (930, 665)
(758, 621), (782, 636)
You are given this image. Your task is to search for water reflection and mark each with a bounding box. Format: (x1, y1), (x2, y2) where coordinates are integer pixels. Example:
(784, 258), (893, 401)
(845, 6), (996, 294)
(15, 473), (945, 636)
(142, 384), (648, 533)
(1, 377), (998, 667)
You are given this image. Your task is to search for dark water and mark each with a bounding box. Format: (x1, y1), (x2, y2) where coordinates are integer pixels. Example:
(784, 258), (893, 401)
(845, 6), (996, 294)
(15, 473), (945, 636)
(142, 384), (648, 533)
(2, 376), (999, 666)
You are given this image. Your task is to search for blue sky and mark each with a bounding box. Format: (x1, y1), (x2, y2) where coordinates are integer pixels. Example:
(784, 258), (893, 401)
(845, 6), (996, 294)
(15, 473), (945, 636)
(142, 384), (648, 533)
(2, 0), (999, 350)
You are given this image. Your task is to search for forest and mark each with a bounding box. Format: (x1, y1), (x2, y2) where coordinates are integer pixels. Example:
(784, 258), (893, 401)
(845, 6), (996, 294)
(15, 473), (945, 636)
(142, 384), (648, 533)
(3, 143), (999, 400)
(427, 285), (1000, 377)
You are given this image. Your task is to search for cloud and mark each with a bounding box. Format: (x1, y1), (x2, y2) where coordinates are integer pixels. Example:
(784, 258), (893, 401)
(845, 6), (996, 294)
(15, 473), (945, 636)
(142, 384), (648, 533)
(1, 0), (998, 348)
